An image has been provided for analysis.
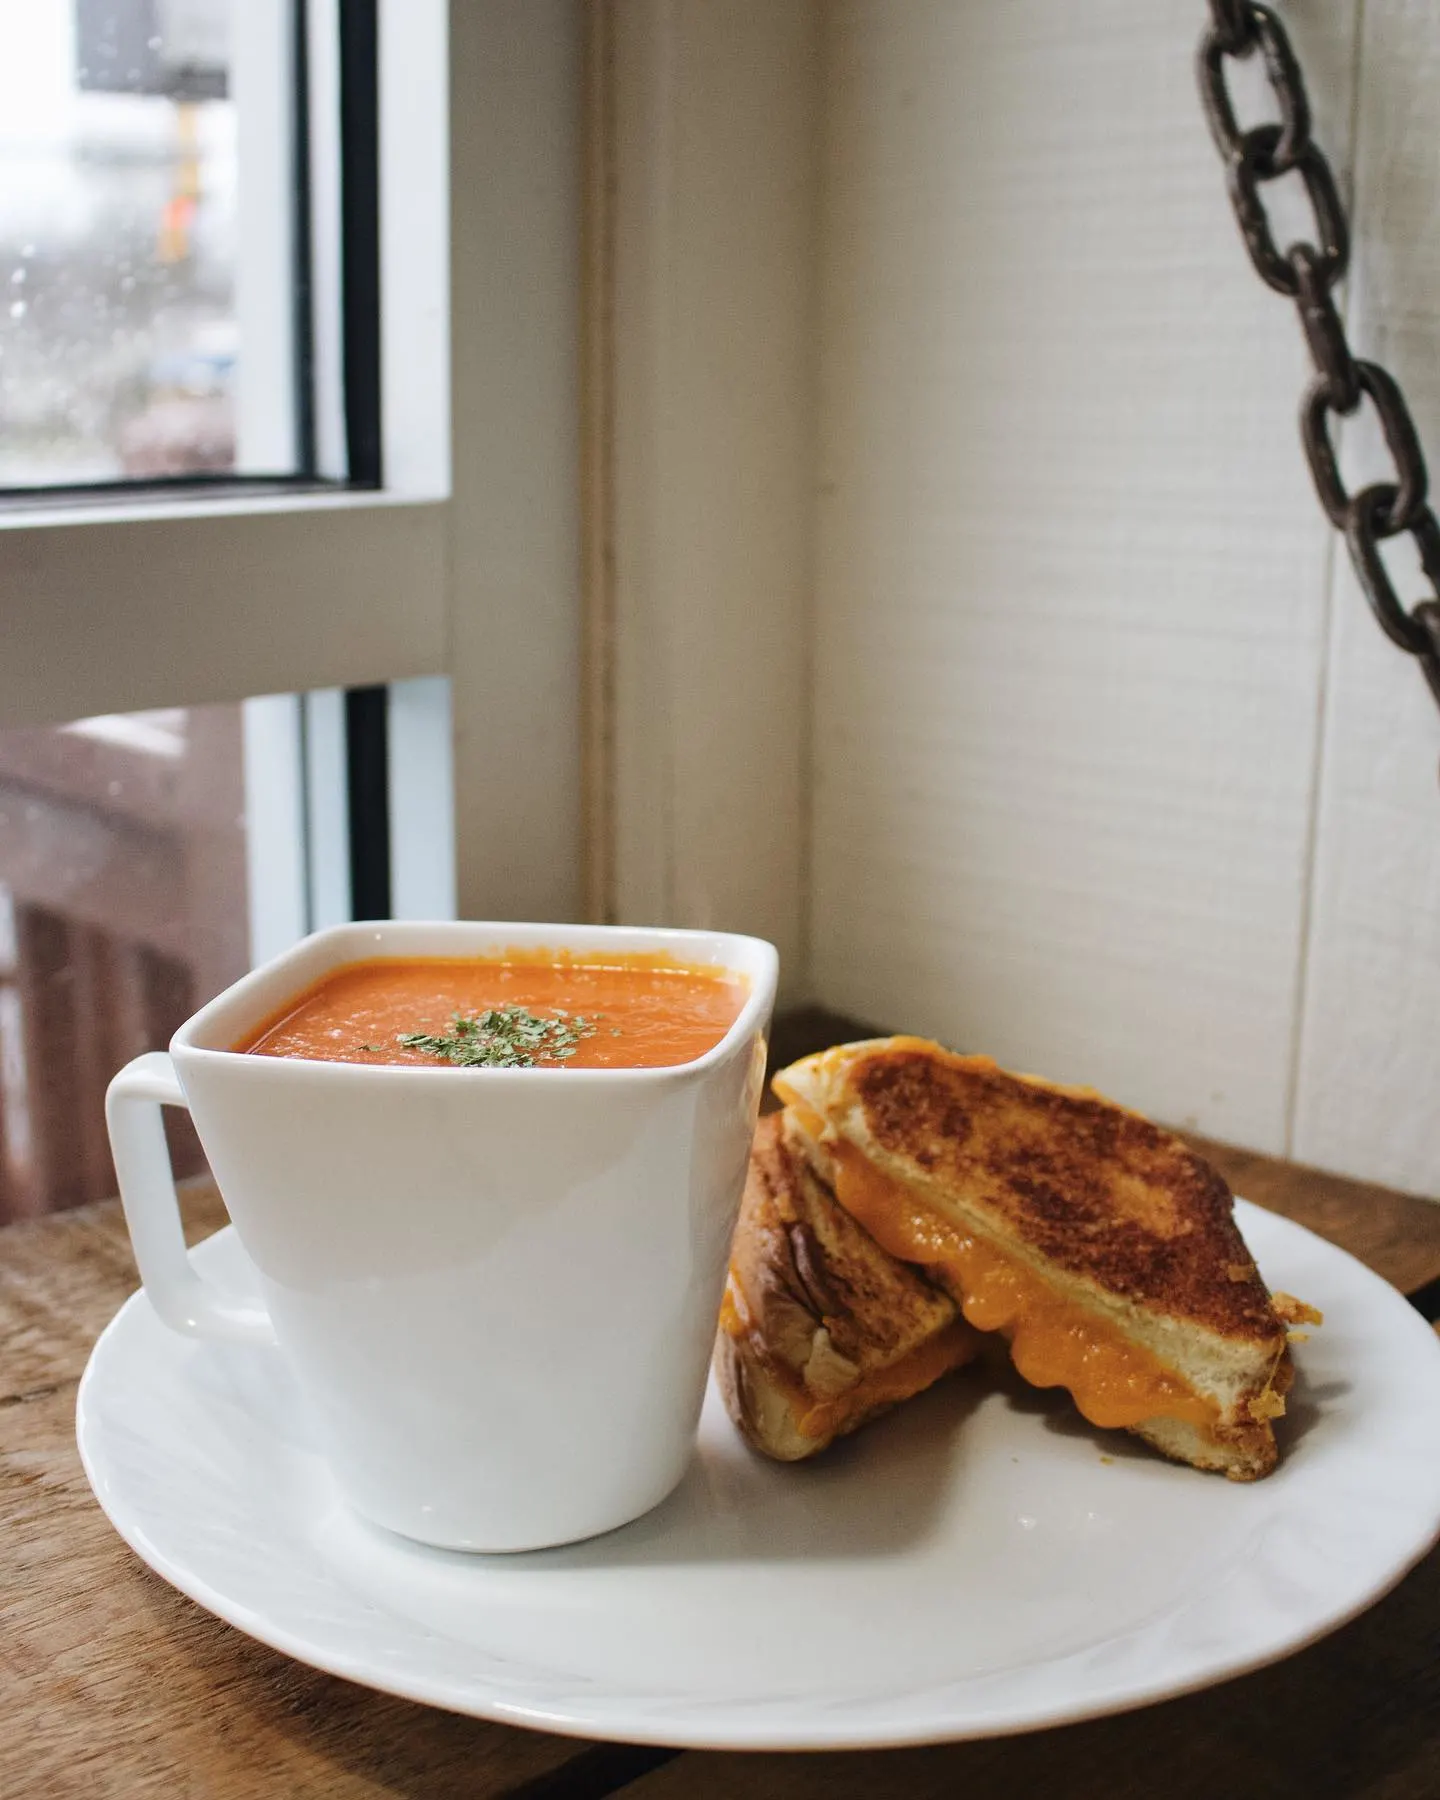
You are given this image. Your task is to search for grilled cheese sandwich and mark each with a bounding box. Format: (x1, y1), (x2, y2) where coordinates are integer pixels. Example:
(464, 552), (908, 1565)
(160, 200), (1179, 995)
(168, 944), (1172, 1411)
(754, 1038), (1317, 1479)
(715, 1112), (983, 1460)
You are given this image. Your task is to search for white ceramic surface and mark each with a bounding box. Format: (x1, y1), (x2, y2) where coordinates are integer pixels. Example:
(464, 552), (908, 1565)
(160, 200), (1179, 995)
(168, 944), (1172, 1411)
(78, 1203), (1440, 1751)
(104, 922), (777, 1551)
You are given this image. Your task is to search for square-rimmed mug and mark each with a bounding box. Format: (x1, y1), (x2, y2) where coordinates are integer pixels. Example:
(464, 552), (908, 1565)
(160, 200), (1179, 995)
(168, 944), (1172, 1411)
(106, 921), (778, 1551)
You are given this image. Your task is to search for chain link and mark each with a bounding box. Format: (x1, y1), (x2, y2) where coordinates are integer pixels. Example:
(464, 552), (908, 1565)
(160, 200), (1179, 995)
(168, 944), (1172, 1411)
(1197, 1), (1440, 747)
(1225, 122), (1348, 297)
(1200, 4), (1308, 171)
(1207, 0), (1258, 57)
(1301, 364), (1427, 533)
(1416, 603), (1440, 710)
(1344, 487), (1440, 655)
(1291, 245), (1360, 414)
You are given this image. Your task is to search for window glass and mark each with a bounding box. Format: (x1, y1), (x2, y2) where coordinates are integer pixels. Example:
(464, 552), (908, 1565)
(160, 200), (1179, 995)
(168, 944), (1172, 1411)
(0, 0), (299, 487)
(0, 701), (248, 1221)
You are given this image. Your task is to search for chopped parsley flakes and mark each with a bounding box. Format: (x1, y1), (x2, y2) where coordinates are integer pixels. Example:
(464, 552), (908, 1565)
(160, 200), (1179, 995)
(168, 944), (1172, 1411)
(395, 1006), (601, 1069)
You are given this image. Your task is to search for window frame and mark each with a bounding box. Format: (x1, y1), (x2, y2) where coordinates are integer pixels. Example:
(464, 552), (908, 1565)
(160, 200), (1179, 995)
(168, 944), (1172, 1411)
(0, 0), (585, 929)
(0, 0), (449, 724)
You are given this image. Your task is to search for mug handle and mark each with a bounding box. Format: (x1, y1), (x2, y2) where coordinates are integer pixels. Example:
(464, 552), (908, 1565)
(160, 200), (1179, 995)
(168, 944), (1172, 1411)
(106, 1052), (276, 1345)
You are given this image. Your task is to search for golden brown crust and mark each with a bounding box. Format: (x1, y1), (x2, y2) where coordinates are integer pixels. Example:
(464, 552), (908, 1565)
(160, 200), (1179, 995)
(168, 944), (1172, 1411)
(717, 1115), (979, 1459)
(1132, 1410), (1280, 1481)
(737, 1114), (960, 1366)
(843, 1044), (1284, 1345)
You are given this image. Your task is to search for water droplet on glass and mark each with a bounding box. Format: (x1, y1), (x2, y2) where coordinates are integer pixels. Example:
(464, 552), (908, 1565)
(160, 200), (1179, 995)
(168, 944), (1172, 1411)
(147, 35), (162, 51)
(20, 244), (34, 259)
(10, 269), (25, 286)
(9, 301), (26, 320)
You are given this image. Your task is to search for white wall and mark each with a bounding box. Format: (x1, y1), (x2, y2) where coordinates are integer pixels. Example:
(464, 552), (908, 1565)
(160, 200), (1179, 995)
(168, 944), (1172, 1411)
(597, 0), (821, 993)
(809, 0), (1440, 1196)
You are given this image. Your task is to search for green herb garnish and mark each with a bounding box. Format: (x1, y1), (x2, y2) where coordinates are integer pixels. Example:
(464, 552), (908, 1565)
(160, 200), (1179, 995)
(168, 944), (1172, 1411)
(397, 1006), (600, 1069)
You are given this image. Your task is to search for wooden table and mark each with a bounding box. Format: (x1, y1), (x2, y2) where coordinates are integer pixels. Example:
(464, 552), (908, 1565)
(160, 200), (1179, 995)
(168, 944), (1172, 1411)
(6, 1126), (1440, 1799)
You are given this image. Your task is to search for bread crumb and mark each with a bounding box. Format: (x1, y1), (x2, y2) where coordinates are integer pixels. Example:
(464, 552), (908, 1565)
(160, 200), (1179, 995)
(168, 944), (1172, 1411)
(1273, 1291), (1323, 1327)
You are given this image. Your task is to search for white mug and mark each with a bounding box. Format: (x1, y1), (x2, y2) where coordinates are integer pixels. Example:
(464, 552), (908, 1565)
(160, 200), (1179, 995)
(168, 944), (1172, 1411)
(106, 920), (777, 1551)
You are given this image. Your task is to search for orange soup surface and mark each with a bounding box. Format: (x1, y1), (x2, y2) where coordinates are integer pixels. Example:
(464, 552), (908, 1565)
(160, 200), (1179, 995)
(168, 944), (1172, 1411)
(239, 953), (748, 1071)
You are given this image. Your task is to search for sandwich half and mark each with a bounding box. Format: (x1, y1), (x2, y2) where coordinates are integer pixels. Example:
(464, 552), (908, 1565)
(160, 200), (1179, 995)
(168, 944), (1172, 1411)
(716, 1111), (983, 1461)
(774, 1038), (1318, 1480)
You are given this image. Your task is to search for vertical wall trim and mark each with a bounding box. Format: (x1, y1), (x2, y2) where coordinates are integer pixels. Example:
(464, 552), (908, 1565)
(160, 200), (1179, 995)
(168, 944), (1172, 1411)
(595, 1), (822, 991)
(580, 1), (618, 923)
(796, 10), (830, 1012)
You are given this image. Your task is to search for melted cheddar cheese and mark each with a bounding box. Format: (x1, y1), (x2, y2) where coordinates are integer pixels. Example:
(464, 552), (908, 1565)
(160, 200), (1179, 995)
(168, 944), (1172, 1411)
(718, 1279), (748, 1340)
(828, 1144), (1217, 1432)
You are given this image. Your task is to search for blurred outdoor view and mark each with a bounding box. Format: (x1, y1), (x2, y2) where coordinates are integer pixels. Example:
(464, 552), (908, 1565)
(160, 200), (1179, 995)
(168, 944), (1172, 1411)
(0, 0), (240, 485)
(0, 704), (250, 1224)
(0, 4), (274, 1221)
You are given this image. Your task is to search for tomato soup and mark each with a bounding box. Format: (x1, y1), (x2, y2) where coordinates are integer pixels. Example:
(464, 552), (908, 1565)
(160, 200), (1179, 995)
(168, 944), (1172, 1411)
(238, 952), (748, 1071)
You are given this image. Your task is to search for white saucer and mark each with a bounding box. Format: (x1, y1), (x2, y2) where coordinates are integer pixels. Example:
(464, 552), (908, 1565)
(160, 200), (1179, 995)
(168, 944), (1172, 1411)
(77, 1206), (1440, 1751)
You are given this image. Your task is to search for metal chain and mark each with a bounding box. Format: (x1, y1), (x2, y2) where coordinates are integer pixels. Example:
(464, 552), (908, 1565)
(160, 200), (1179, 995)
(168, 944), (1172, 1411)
(1198, 0), (1440, 739)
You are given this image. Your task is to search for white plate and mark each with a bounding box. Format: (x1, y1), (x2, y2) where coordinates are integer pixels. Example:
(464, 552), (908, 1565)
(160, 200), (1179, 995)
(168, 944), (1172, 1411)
(77, 1206), (1440, 1752)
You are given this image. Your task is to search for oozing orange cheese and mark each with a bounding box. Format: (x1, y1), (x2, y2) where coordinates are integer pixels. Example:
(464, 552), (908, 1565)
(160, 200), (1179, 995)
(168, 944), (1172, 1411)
(828, 1145), (1217, 1431)
(718, 1279), (748, 1340)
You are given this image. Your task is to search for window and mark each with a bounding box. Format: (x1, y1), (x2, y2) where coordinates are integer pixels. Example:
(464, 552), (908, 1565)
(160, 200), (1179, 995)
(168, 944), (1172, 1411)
(1, 1), (249, 486)
(0, 4), (585, 1218)
(0, 0), (393, 494)
(0, 677), (455, 1222)
(0, 700), (246, 1220)
(0, 0), (449, 739)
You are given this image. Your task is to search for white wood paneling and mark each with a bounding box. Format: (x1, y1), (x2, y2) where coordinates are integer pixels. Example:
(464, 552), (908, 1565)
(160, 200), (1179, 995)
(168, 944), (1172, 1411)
(1293, 0), (1440, 1197)
(598, 0), (821, 989)
(588, 0), (1436, 1192)
(810, 0), (1361, 1153)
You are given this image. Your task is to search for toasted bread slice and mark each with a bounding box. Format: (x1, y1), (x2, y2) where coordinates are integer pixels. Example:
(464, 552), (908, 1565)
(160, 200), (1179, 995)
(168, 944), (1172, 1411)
(776, 1039), (1312, 1480)
(716, 1112), (982, 1461)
